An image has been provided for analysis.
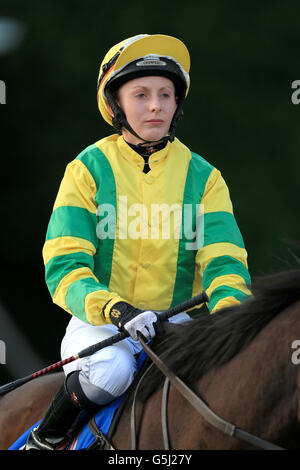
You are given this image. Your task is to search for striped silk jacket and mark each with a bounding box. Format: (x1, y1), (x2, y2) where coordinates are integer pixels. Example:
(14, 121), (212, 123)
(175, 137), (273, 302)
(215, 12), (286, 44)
(43, 134), (251, 325)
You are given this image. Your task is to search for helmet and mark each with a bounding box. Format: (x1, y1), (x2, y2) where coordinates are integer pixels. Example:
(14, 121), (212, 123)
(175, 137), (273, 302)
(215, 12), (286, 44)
(97, 34), (191, 143)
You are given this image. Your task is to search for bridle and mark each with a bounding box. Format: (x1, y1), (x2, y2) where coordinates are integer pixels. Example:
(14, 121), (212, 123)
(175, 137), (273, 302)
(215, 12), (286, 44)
(130, 335), (286, 450)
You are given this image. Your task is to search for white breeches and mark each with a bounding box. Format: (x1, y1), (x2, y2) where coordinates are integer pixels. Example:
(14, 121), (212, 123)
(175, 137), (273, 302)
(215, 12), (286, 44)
(61, 311), (191, 405)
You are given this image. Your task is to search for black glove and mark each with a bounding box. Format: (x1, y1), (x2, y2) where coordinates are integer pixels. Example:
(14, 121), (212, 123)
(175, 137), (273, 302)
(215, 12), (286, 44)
(109, 302), (158, 341)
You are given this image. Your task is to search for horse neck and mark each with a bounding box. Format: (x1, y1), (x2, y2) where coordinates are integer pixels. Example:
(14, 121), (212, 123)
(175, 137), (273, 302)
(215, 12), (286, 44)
(193, 300), (300, 449)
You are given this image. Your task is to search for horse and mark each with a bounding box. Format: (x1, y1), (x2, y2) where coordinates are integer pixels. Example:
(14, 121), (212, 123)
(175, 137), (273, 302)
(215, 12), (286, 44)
(0, 371), (63, 450)
(1, 268), (300, 450)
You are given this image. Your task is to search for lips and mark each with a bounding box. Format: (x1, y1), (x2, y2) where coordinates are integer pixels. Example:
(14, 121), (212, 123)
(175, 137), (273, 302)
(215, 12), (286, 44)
(146, 119), (163, 123)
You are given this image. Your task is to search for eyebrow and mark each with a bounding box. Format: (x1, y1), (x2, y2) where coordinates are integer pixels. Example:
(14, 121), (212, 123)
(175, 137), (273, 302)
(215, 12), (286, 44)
(131, 85), (174, 91)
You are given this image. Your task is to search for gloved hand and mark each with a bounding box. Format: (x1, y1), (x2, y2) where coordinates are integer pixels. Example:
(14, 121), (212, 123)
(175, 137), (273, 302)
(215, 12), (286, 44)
(109, 301), (158, 341)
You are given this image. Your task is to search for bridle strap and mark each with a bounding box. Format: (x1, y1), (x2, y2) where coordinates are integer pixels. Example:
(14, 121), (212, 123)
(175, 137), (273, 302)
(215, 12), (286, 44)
(162, 378), (171, 450)
(139, 336), (236, 436)
(138, 335), (285, 450)
(130, 361), (156, 450)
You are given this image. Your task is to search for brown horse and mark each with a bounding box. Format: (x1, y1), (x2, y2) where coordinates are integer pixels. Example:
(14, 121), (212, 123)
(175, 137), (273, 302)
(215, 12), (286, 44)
(1, 268), (300, 450)
(0, 372), (63, 449)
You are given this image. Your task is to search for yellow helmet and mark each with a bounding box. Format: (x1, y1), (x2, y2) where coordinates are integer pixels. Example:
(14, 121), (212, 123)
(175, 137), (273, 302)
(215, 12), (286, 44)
(97, 34), (191, 142)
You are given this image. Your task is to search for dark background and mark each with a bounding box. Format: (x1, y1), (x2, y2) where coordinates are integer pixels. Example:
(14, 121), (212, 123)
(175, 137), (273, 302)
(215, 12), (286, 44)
(0, 0), (300, 383)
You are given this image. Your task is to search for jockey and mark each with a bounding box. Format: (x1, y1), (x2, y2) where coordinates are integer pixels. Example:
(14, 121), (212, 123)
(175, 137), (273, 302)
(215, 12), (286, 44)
(24, 34), (251, 450)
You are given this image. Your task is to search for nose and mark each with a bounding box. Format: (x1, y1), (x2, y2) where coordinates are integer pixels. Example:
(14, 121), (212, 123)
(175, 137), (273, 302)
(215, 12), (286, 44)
(149, 95), (161, 112)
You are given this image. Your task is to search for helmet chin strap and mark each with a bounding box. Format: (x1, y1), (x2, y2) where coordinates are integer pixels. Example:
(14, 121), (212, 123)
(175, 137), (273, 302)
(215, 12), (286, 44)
(122, 115), (170, 147)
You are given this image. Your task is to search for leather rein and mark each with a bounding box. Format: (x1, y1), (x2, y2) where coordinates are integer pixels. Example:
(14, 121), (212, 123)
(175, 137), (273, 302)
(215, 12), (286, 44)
(131, 335), (285, 451)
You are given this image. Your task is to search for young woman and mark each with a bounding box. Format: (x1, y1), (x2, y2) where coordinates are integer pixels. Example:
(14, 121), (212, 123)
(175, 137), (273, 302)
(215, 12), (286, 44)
(24, 34), (251, 450)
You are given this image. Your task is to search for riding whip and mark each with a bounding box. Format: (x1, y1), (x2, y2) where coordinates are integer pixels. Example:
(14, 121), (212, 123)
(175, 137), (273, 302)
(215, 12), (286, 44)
(0, 291), (208, 397)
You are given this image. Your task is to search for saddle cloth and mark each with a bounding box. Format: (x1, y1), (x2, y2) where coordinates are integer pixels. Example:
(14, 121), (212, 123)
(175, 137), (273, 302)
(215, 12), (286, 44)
(9, 350), (147, 450)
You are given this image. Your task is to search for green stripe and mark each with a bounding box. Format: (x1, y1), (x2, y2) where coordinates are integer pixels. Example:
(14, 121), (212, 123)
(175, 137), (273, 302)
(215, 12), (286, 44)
(65, 277), (109, 323)
(203, 255), (251, 291)
(208, 285), (250, 312)
(45, 252), (94, 298)
(171, 152), (214, 307)
(76, 145), (117, 288)
(203, 212), (245, 248)
(75, 144), (103, 190)
(46, 206), (98, 249)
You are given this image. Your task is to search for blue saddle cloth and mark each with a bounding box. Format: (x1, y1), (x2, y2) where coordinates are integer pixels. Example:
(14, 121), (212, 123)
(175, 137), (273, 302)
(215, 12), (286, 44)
(9, 350), (147, 450)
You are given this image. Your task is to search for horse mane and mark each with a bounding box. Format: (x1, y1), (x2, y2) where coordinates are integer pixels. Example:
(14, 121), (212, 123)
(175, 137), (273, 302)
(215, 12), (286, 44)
(137, 268), (300, 400)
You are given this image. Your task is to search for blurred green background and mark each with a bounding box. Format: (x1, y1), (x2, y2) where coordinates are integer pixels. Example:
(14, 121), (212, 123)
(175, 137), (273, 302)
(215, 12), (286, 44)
(0, 0), (299, 382)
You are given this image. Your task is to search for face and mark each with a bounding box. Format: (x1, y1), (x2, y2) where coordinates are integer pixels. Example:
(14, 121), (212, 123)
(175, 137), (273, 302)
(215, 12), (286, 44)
(115, 75), (178, 145)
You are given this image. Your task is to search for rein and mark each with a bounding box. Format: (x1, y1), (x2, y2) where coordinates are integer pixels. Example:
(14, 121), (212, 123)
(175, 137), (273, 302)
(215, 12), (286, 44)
(135, 335), (285, 451)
